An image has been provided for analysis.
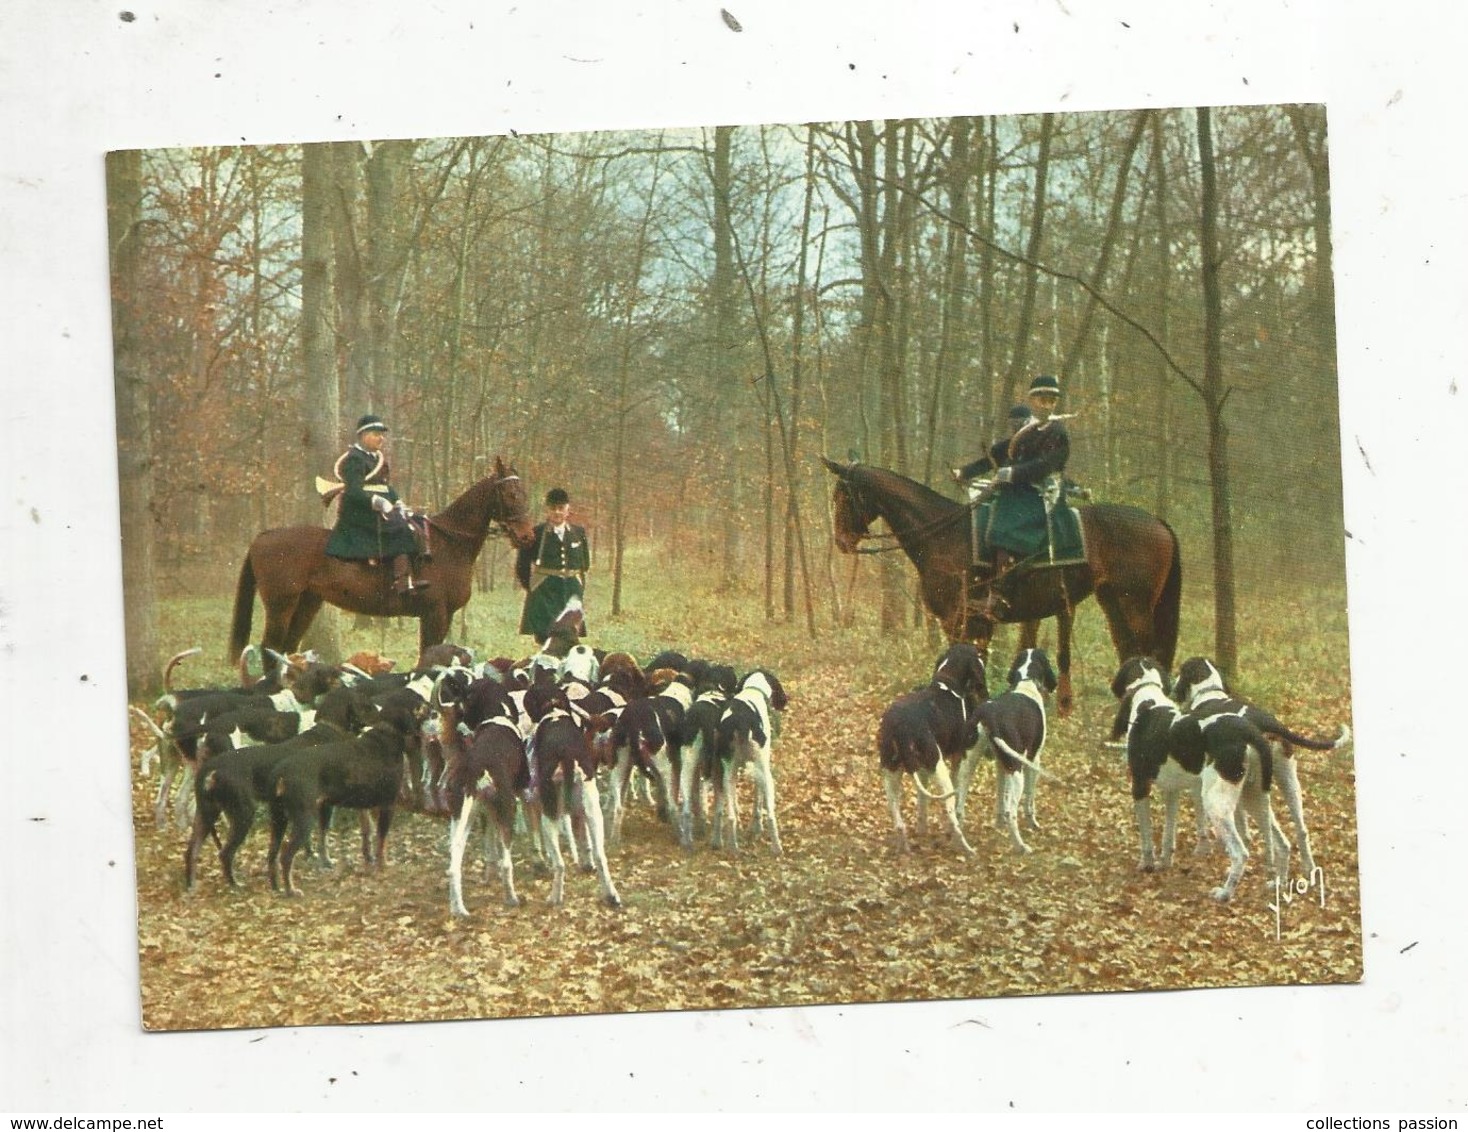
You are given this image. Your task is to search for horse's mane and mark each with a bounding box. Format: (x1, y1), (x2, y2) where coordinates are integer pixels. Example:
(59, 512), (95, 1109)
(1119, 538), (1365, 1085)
(428, 461), (525, 541)
(846, 463), (962, 513)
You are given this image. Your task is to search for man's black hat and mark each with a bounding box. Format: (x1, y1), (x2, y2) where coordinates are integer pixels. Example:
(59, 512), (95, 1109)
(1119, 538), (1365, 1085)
(1008, 404), (1031, 422)
(545, 487), (570, 506)
(355, 414), (389, 435)
(1027, 375), (1061, 398)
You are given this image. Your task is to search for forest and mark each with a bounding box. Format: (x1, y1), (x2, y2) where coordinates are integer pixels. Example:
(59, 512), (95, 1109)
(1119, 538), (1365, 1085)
(109, 106), (1358, 1028)
(109, 105), (1343, 689)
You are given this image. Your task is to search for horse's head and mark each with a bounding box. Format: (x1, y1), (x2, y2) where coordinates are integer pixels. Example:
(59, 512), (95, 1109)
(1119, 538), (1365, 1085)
(822, 457), (873, 554)
(489, 457), (536, 548)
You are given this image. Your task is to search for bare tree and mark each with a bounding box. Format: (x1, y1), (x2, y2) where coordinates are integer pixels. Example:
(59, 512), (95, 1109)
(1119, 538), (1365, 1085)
(299, 142), (343, 659)
(109, 148), (161, 696)
(1196, 107), (1238, 674)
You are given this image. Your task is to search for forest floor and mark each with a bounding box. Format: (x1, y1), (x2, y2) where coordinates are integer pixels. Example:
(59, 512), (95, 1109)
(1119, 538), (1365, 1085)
(130, 562), (1360, 1031)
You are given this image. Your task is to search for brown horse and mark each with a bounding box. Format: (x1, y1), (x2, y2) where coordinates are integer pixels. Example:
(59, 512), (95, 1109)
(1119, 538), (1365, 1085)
(822, 458), (1181, 713)
(228, 457), (536, 662)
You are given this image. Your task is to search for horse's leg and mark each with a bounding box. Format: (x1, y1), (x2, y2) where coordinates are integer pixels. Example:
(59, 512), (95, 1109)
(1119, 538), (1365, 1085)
(282, 593), (324, 654)
(1094, 584), (1154, 667)
(418, 605), (451, 654)
(1053, 606), (1075, 717)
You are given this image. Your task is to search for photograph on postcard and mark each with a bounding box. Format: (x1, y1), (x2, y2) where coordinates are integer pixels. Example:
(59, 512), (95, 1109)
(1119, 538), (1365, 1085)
(109, 108), (1358, 1032)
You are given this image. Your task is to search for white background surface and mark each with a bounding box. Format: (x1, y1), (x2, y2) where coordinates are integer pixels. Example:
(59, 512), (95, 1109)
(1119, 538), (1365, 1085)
(1, 0), (1464, 1113)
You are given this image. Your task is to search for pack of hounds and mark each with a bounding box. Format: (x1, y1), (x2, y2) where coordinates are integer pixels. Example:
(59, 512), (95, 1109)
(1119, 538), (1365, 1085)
(879, 642), (1350, 902)
(133, 639), (788, 916)
(133, 631), (1349, 916)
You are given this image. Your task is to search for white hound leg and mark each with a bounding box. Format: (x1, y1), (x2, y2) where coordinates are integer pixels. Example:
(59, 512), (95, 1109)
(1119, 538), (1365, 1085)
(996, 770), (1030, 854)
(540, 811), (567, 905)
(953, 749), (980, 826)
(171, 764), (196, 831)
(677, 743), (700, 849)
(1203, 768), (1248, 901)
(752, 751), (782, 855)
(922, 760), (974, 856)
(1273, 754), (1316, 877)
(576, 775), (621, 907)
(650, 748), (678, 834)
(712, 760), (740, 852)
(447, 795), (476, 918)
(882, 769), (911, 853)
(1134, 796), (1158, 871)
(495, 819), (520, 907)
(1189, 776), (1212, 856)
(607, 751), (631, 848)
(1160, 786), (1182, 868)
(1020, 759), (1042, 832)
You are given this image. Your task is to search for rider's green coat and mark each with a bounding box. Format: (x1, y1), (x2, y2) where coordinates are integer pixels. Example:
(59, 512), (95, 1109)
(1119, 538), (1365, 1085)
(324, 445), (417, 560)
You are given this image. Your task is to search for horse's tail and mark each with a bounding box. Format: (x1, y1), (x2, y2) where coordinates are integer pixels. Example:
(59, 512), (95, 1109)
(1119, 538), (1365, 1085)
(1153, 520), (1183, 670)
(227, 554), (257, 664)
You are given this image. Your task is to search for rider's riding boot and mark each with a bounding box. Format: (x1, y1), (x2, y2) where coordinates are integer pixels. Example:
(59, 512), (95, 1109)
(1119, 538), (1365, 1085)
(391, 555), (429, 595)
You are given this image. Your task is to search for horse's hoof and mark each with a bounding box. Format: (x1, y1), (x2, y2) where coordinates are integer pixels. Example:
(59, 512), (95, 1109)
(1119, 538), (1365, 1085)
(604, 893), (623, 909)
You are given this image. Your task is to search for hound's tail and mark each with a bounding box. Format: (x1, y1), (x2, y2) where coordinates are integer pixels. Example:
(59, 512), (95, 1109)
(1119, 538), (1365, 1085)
(227, 556), (257, 664)
(990, 735), (1060, 781)
(1268, 721), (1352, 752)
(911, 775), (956, 803)
(163, 648), (202, 693)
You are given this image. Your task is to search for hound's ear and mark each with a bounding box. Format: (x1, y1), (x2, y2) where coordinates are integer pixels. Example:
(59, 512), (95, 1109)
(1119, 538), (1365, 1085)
(766, 671), (788, 711)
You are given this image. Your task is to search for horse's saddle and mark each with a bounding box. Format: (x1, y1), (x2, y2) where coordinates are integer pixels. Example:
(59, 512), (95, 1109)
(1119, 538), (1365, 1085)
(966, 478), (1085, 571)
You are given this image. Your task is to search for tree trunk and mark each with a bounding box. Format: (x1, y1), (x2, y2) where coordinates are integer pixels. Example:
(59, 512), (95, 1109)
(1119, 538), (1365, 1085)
(1197, 108), (1238, 675)
(1151, 112), (1174, 520)
(710, 125), (743, 593)
(1285, 105), (1337, 364)
(300, 142), (343, 660)
(108, 148), (162, 697)
(366, 140), (410, 415)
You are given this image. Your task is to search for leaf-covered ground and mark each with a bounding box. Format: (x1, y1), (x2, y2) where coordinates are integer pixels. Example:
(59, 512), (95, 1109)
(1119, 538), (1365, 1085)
(131, 569), (1360, 1031)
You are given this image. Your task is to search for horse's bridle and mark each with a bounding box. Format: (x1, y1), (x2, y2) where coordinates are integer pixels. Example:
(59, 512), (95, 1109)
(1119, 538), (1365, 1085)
(837, 473), (974, 555)
(427, 471), (530, 543)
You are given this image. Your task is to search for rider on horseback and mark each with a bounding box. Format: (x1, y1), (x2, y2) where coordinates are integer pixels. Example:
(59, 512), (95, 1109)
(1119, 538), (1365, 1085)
(323, 414), (428, 596)
(952, 375), (1070, 619)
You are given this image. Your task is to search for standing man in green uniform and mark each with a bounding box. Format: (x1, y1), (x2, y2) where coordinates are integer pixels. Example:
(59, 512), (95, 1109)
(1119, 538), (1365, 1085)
(323, 414), (428, 596)
(516, 487), (590, 639)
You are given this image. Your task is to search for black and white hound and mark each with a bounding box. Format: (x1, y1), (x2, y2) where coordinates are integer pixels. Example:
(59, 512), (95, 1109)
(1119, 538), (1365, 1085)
(1172, 656), (1349, 880)
(524, 684), (621, 907)
(711, 669), (788, 855)
(676, 686), (728, 849)
(964, 648), (1057, 854)
(876, 642), (988, 856)
(1111, 656), (1286, 900)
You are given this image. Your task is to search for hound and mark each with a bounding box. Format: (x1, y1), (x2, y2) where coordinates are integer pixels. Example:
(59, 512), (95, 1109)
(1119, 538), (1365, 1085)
(965, 648), (1057, 854)
(1172, 656), (1349, 878)
(876, 643), (988, 855)
(710, 670), (788, 855)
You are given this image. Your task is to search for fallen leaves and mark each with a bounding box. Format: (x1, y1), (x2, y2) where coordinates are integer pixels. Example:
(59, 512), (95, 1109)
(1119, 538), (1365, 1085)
(131, 596), (1362, 1031)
